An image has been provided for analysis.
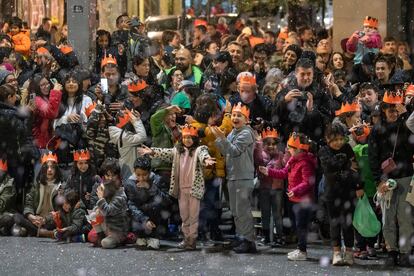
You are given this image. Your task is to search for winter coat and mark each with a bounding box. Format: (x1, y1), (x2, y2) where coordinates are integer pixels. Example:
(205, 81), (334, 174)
(23, 181), (62, 216)
(191, 113), (233, 178)
(64, 171), (101, 210)
(108, 119), (147, 181)
(254, 141), (285, 190)
(267, 152), (317, 203)
(229, 93), (272, 126)
(96, 187), (129, 233)
(124, 172), (170, 223)
(151, 146), (211, 200)
(32, 90), (62, 149)
(150, 108), (175, 171)
(11, 32), (31, 58)
(215, 125), (256, 181)
(48, 207), (89, 236)
(346, 31), (382, 65)
(0, 175), (17, 214)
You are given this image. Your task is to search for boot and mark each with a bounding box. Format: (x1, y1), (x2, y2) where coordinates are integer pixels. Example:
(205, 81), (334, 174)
(233, 240), (257, 254)
(185, 237), (197, 250)
(385, 250), (399, 266)
(261, 229), (270, 245)
(37, 228), (55, 239)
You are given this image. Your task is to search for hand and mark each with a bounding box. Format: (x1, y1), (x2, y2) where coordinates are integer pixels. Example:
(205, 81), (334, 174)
(137, 144), (154, 156)
(145, 220), (156, 230)
(287, 191), (294, 198)
(97, 184), (104, 199)
(351, 160), (359, 172)
(377, 181), (389, 193)
(53, 83), (63, 91)
(396, 103), (407, 115)
(204, 157), (216, 166)
(284, 89), (302, 102)
(184, 115), (195, 124)
(166, 105), (181, 114)
(356, 189), (364, 198)
(35, 40), (47, 47)
(128, 109), (141, 123)
(258, 166), (268, 176)
(210, 126), (226, 139)
(58, 227), (68, 232)
(67, 113), (81, 123)
(306, 92), (314, 112)
(204, 80), (213, 91)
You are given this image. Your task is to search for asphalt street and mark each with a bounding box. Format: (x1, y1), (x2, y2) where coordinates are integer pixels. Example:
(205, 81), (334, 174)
(0, 237), (412, 276)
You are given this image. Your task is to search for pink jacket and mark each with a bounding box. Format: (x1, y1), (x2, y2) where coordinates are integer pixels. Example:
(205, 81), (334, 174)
(346, 31), (382, 52)
(267, 152), (317, 203)
(254, 141), (285, 189)
(32, 89), (62, 149)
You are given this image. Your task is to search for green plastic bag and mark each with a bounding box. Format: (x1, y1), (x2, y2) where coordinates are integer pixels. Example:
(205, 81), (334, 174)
(353, 194), (381, 237)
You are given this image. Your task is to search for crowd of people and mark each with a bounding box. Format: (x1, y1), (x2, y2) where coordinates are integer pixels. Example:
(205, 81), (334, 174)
(0, 13), (414, 267)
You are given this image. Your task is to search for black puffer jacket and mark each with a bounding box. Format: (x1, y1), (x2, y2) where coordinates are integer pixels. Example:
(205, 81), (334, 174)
(64, 169), (101, 210)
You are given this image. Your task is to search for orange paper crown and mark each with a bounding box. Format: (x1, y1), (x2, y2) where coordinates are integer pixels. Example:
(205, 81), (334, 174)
(363, 16), (379, 29)
(287, 133), (309, 151)
(278, 27), (289, 40)
(232, 102), (250, 119)
(0, 159), (7, 172)
(85, 102), (97, 118)
(73, 149), (91, 161)
(60, 45), (73, 55)
(182, 124), (198, 137)
(36, 47), (50, 56)
(116, 110), (132, 129)
(128, 80), (148, 93)
(101, 54), (117, 68)
(239, 74), (256, 85)
(383, 90), (403, 104)
(405, 84), (414, 96)
(335, 102), (361, 116)
(261, 127), (279, 139)
(41, 152), (58, 164)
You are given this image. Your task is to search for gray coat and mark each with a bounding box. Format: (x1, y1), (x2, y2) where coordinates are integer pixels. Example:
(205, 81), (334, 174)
(96, 187), (130, 233)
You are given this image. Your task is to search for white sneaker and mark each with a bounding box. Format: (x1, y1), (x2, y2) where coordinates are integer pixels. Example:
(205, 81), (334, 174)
(136, 238), (147, 246)
(147, 238), (160, 249)
(332, 251), (343, 266)
(343, 251), (354, 266)
(287, 249), (307, 261)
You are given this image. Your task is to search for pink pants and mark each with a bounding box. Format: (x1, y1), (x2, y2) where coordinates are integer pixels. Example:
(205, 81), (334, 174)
(178, 189), (200, 240)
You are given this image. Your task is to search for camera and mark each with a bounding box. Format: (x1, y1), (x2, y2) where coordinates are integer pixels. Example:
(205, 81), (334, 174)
(296, 91), (308, 101)
(354, 126), (364, 136)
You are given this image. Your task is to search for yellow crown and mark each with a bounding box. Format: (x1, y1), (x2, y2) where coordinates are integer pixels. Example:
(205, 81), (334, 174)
(85, 102), (97, 118)
(287, 133), (309, 151)
(261, 127), (279, 139)
(116, 109), (132, 129)
(335, 102), (361, 116)
(41, 152), (58, 164)
(128, 79), (148, 93)
(73, 149), (91, 161)
(239, 75), (256, 85)
(383, 90), (403, 104)
(101, 54), (117, 68)
(182, 124), (198, 137)
(363, 16), (378, 29)
(232, 102), (250, 119)
(0, 159), (7, 172)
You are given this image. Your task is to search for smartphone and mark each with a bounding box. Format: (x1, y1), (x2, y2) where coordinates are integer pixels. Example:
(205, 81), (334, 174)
(50, 78), (58, 85)
(100, 78), (108, 94)
(29, 93), (36, 101)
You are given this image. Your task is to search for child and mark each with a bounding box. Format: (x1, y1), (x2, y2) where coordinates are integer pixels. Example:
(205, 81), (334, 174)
(254, 127), (285, 246)
(259, 132), (317, 261)
(211, 102), (257, 254)
(90, 158), (121, 208)
(138, 125), (216, 250)
(50, 189), (90, 242)
(318, 123), (364, 266)
(346, 16), (382, 65)
(8, 17), (31, 58)
(0, 159), (16, 235)
(334, 101), (362, 147)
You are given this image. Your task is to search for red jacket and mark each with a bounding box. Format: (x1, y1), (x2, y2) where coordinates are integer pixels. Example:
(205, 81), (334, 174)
(32, 89), (62, 149)
(267, 152), (317, 203)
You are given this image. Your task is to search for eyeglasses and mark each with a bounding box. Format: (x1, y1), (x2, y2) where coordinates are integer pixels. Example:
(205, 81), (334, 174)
(6, 78), (17, 84)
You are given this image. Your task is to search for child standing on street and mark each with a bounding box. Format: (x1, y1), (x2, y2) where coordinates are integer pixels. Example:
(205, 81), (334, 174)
(138, 125), (216, 250)
(259, 132), (317, 261)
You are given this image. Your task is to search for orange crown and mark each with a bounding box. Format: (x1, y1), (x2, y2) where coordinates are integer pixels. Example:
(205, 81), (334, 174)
(278, 27), (289, 40)
(405, 84), (414, 96)
(36, 47), (50, 56)
(239, 75), (256, 85)
(261, 127), (279, 139)
(101, 54), (117, 68)
(383, 90), (403, 104)
(60, 45), (73, 55)
(116, 110), (132, 129)
(85, 102), (97, 118)
(182, 124), (198, 137)
(335, 102), (361, 116)
(0, 159), (7, 172)
(352, 125), (371, 142)
(363, 16), (379, 29)
(41, 152), (58, 164)
(128, 80), (148, 93)
(73, 149), (91, 161)
(232, 102), (250, 119)
(287, 133), (309, 151)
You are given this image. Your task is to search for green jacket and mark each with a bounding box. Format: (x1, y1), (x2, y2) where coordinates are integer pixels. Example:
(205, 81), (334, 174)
(23, 181), (62, 216)
(47, 208), (88, 236)
(162, 65), (203, 90)
(150, 108), (174, 171)
(353, 144), (376, 197)
(0, 175), (16, 214)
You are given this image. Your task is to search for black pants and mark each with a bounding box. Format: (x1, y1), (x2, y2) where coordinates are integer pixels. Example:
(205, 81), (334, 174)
(259, 189), (284, 237)
(0, 213), (14, 235)
(326, 197), (356, 248)
(291, 202), (313, 252)
(199, 178), (222, 235)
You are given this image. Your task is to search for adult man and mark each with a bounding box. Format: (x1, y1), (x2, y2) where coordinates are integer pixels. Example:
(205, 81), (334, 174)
(263, 31), (276, 53)
(298, 25), (314, 51)
(206, 23), (221, 44)
(35, 17), (52, 42)
(190, 25), (208, 51)
(381, 36), (397, 55)
(227, 41), (247, 72)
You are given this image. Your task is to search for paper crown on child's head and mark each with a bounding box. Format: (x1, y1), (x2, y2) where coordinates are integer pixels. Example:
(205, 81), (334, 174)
(182, 124), (198, 137)
(239, 74), (256, 86)
(335, 101), (361, 116)
(41, 152), (58, 164)
(128, 79), (148, 93)
(60, 45), (73, 55)
(101, 54), (117, 68)
(363, 16), (379, 29)
(277, 27), (289, 40)
(383, 90), (404, 104)
(405, 84), (414, 96)
(73, 149), (90, 162)
(287, 132), (309, 151)
(0, 159), (7, 172)
(351, 125), (371, 142)
(85, 102), (97, 118)
(36, 47), (50, 56)
(116, 109), (132, 129)
(261, 127), (279, 140)
(232, 102), (250, 119)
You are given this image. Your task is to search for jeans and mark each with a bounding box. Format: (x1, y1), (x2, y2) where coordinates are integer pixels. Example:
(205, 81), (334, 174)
(291, 202), (313, 252)
(259, 189), (283, 238)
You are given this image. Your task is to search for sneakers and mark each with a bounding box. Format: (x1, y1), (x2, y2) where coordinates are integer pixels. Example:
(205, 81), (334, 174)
(136, 238), (147, 246)
(147, 238), (160, 249)
(332, 251), (344, 266)
(233, 240), (257, 254)
(287, 249), (307, 261)
(343, 251), (354, 266)
(271, 237), (286, 248)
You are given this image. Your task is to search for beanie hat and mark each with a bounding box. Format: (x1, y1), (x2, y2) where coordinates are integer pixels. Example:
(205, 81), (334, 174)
(0, 69), (12, 85)
(285, 44), (302, 58)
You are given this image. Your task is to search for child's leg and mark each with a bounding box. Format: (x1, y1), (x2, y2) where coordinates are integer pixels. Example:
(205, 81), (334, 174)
(259, 188), (271, 240)
(292, 202), (312, 252)
(341, 201), (355, 250)
(178, 189), (191, 240)
(13, 213), (38, 236)
(188, 196), (201, 243)
(234, 180), (255, 242)
(273, 190), (284, 239)
(326, 201), (342, 250)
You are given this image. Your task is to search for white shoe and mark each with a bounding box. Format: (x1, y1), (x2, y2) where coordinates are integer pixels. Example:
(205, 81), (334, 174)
(136, 238), (147, 246)
(343, 251), (354, 266)
(332, 251), (343, 266)
(287, 249), (307, 261)
(147, 238), (160, 249)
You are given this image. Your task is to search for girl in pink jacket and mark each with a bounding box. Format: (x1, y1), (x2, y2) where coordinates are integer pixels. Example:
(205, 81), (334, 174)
(259, 132), (317, 261)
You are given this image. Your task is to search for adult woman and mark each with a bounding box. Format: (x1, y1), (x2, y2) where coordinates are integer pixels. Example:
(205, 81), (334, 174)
(276, 44), (302, 76)
(165, 68), (184, 103)
(328, 52), (345, 71)
(30, 74), (62, 149)
(375, 55), (395, 87)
